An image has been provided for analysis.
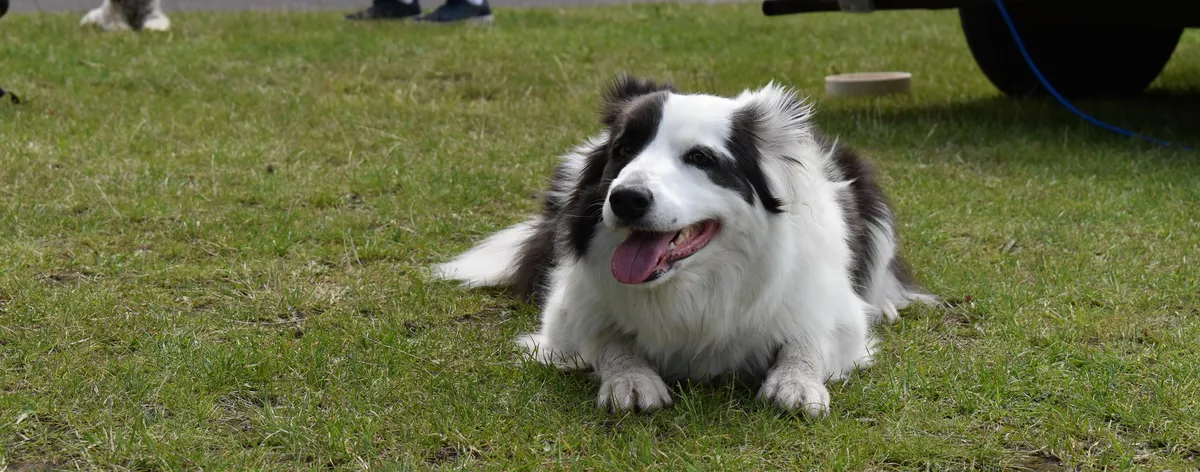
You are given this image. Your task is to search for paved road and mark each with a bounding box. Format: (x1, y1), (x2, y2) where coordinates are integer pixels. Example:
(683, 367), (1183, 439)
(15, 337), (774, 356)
(11, 0), (736, 12)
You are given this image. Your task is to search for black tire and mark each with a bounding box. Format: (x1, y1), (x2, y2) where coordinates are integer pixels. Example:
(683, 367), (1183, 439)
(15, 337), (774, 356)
(959, 6), (1184, 99)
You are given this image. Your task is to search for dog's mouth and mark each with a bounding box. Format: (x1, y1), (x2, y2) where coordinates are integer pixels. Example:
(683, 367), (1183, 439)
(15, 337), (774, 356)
(611, 220), (720, 285)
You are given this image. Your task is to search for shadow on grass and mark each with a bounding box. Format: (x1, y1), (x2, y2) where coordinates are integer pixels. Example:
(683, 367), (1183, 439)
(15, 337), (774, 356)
(823, 88), (1200, 170)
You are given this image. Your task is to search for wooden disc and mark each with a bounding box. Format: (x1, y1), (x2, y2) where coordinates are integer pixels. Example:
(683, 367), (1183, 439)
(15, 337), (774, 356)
(825, 72), (912, 97)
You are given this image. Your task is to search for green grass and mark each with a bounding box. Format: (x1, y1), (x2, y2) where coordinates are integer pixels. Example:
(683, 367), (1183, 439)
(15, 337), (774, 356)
(2, 5), (1199, 470)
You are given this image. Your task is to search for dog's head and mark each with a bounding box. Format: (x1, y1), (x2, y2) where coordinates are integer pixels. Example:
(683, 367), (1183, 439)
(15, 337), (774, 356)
(565, 74), (814, 286)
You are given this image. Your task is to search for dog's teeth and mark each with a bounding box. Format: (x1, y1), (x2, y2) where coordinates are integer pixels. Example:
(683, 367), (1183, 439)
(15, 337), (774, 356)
(669, 241), (676, 250)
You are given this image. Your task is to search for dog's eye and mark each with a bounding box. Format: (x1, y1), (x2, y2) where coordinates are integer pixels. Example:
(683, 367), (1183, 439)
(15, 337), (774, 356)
(685, 149), (717, 168)
(614, 145), (632, 160)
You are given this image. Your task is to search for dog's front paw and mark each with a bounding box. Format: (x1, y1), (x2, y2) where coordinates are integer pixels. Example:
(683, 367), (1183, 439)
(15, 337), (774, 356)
(141, 13), (171, 31)
(80, 7), (105, 26)
(597, 369), (672, 412)
(757, 369), (830, 418)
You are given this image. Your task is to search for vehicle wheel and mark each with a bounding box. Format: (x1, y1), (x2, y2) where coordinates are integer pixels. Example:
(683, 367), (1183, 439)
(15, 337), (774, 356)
(959, 6), (1184, 98)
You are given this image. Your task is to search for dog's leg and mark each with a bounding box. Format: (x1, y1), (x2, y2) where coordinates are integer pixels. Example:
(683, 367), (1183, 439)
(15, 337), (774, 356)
(141, 0), (170, 31)
(80, 2), (108, 26)
(141, 11), (170, 31)
(594, 336), (671, 412)
(81, 0), (130, 30)
(757, 342), (831, 417)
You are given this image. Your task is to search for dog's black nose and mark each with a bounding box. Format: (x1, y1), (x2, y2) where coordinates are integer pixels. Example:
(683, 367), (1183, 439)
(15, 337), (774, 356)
(609, 186), (654, 222)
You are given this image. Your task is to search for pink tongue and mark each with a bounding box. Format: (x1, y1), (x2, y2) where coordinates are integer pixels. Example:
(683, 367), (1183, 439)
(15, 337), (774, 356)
(611, 230), (677, 284)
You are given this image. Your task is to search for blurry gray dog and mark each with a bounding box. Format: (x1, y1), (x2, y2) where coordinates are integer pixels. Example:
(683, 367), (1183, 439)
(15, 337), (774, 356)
(81, 0), (170, 31)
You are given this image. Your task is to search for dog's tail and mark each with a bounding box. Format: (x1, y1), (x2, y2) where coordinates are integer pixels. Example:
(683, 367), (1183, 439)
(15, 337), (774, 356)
(432, 218), (541, 290)
(866, 257), (940, 324)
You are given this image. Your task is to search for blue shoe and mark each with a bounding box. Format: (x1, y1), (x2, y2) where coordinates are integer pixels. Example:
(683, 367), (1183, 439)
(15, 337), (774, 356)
(346, 1), (422, 20)
(417, 0), (493, 23)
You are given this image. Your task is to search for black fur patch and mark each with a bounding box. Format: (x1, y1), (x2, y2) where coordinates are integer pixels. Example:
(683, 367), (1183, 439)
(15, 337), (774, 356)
(722, 106), (786, 213)
(510, 217), (558, 305)
(602, 74), (676, 127)
(821, 137), (895, 296)
(509, 161), (579, 304)
(510, 75), (672, 303)
(112, 0), (157, 30)
(563, 92), (669, 257)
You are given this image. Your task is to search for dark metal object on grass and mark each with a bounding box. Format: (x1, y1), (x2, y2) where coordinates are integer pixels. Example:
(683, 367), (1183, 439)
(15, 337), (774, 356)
(0, 0), (18, 104)
(0, 0), (16, 103)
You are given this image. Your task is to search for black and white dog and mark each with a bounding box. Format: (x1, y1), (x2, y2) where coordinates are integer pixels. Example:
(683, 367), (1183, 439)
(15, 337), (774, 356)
(434, 75), (936, 416)
(81, 0), (170, 31)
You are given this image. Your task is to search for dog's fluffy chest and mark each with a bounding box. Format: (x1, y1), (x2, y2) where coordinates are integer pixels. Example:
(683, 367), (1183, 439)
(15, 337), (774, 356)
(593, 271), (784, 382)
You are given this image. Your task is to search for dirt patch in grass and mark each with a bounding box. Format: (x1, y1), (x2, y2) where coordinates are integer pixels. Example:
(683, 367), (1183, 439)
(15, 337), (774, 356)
(3, 461), (72, 472)
(424, 443), (489, 467)
(1007, 448), (1070, 471)
(452, 304), (512, 325)
(38, 269), (98, 284)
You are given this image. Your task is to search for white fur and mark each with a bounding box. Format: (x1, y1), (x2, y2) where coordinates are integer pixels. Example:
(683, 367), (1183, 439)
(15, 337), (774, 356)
(433, 219), (538, 289)
(141, 11), (171, 31)
(435, 83), (935, 416)
(81, 0), (170, 32)
(860, 220), (939, 323)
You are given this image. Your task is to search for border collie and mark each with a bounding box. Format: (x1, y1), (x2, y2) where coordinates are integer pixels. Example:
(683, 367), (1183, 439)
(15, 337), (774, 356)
(434, 75), (936, 416)
(81, 0), (170, 31)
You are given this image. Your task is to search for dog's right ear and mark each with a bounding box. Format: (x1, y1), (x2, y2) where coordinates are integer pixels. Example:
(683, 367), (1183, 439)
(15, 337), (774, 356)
(601, 74), (673, 127)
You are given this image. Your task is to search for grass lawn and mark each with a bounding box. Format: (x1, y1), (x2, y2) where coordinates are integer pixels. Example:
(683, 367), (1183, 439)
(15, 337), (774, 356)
(2, 4), (1199, 469)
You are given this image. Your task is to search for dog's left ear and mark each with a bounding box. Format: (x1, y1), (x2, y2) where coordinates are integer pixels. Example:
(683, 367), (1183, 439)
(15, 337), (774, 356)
(600, 73), (674, 127)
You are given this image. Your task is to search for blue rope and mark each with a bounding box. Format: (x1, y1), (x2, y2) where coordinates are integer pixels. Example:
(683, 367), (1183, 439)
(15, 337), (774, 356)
(991, 0), (1193, 151)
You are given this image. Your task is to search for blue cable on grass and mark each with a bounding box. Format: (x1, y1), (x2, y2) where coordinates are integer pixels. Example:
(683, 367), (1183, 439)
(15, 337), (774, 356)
(991, 0), (1193, 151)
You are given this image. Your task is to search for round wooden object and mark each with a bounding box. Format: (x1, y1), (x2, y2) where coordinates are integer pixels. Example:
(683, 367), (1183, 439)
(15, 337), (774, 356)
(825, 72), (912, 97)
